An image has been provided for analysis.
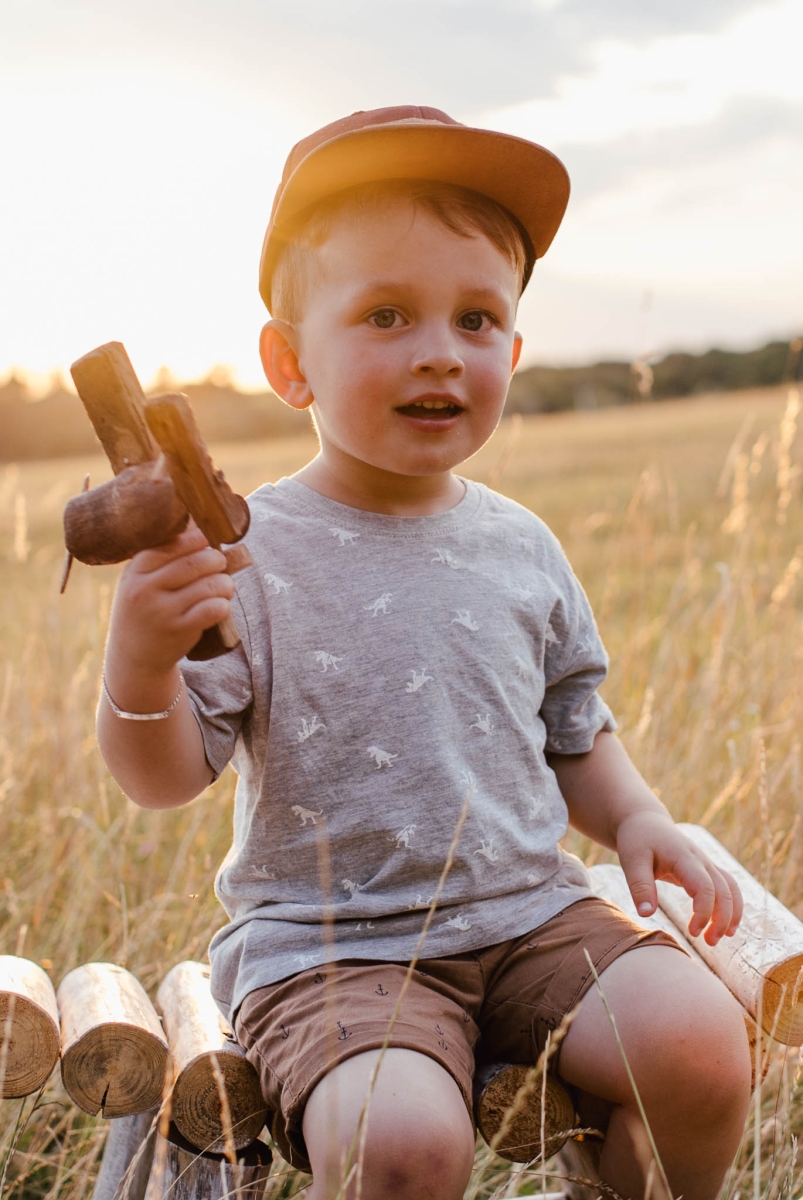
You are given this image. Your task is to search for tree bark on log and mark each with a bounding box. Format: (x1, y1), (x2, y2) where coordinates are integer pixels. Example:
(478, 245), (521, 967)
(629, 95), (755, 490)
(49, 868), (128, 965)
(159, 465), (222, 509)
(143, 1126), (272, 1200)
(0, 955), (60, 1098)
(157, 961), (266, 1152)
(92, 1109), (158, 1200)
(656, 824), (803, 1044)
(58, 963), (168, 1117)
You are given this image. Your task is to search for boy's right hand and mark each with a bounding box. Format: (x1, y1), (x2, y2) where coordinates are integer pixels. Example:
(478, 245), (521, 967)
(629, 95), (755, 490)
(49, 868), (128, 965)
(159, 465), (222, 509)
(106, 523), (236, 678)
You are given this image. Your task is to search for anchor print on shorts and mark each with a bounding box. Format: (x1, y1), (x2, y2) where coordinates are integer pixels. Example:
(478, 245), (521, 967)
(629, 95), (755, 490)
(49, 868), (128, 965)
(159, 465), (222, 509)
(292, 804), (323, 826)
(297, 714), (326, 742)
(330, 527), (360, 546)
(263, 573), (292, 595)
(367, 745), (398, 769)
(314, 650), (343, 672)
(405, 668), (433, 693)
(375, 983), (389, 996)
(364, 592), (392, 616)
(337, 1021), (352, 1041)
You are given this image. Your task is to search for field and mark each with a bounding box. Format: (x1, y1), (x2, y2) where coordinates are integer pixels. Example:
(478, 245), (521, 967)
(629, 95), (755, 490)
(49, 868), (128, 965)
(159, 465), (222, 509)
(1, 383), (802, 1198)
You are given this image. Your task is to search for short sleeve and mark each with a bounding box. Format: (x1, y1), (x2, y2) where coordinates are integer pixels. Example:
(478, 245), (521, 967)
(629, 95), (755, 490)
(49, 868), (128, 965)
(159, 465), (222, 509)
(540, 568), (617, 755)
(181, 596), (255, 780)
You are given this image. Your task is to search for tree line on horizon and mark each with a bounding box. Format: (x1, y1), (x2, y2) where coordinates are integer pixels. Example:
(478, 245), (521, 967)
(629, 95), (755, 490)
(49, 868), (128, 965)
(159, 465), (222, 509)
(1, 336), (801, 463)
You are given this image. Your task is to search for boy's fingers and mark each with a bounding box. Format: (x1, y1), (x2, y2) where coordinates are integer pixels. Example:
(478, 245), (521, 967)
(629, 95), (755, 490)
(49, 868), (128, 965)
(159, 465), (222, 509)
(134, 523), (212, 572)
(621, 850), (658, 917)
(682, 856), (734, 943)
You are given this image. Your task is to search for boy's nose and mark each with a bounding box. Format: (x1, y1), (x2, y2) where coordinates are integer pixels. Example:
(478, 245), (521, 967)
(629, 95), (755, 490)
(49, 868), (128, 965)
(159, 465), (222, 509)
(410, 329), (464, 378)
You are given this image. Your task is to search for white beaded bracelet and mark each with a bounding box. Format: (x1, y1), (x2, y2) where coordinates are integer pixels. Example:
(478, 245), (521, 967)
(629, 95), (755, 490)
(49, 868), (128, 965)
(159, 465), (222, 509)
(102, 673), (185, 721)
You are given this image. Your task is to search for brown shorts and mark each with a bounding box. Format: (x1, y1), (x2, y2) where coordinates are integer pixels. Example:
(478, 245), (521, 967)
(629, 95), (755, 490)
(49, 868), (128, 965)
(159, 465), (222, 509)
(235, 897), (682, 1170)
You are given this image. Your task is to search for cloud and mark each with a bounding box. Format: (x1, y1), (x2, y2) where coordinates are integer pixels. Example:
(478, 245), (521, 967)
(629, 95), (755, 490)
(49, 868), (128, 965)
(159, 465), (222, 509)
(3, 0), (777, 120)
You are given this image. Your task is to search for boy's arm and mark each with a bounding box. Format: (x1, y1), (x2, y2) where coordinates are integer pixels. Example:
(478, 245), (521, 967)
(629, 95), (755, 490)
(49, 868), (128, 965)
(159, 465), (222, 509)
(98, 524), (235, 809)
(548, 730), (742, 945)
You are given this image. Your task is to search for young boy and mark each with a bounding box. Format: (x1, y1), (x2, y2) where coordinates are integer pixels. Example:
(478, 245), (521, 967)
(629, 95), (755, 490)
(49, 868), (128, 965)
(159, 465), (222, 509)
(99, 106), (751, 1200)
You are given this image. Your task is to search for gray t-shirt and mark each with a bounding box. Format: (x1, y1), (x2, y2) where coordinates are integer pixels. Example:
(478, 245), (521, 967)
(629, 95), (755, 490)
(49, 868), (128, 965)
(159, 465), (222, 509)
(182, 478), (616, 1019)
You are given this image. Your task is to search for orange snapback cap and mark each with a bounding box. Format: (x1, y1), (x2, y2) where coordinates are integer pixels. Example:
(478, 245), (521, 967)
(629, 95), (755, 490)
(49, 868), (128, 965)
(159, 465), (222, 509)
(259, 104), (570, 312)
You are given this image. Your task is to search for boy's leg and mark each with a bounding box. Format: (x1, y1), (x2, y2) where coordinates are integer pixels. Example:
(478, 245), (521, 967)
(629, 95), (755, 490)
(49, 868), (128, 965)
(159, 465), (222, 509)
(302, 1047), (475, 1200)
(235, 959), (484, 1199)
(559, 944), (751, 1200)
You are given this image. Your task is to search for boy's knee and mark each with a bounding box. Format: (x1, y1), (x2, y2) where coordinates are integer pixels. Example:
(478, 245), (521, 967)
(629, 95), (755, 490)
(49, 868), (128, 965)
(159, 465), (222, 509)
(303, 1049), (475, 1200)
(631, 969), (752, 1123)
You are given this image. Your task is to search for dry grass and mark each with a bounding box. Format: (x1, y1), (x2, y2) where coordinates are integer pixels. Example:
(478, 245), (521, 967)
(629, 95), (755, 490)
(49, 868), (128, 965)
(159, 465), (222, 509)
(1, 384), (802, 1197)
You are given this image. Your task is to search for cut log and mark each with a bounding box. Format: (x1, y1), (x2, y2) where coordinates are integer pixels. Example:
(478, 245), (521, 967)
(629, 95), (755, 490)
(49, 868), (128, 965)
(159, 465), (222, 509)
(656, 824), (803, 1044)
(473, 1061), (576, 1163)
(58, 963), (169, 1117)
(156, 961), (266, 1152)
(143, 1125), (271, 1200)
(0, 955), (60, 1098)
(92, 1109), (158, 1200)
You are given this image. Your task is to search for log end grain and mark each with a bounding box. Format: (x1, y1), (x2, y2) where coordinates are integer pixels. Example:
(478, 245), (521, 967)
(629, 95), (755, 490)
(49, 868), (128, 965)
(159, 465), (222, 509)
(0, 991), (60, 1098)
(763, 957), (803, 1045)
(171, 1050), (267, 1153)
(473, 1062), (576, 1163)
(61, 1023), (169, 1117)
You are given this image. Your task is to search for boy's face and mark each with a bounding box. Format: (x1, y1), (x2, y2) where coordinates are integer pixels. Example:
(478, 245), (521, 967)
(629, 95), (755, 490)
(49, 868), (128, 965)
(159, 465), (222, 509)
(262, 199), (522, 509)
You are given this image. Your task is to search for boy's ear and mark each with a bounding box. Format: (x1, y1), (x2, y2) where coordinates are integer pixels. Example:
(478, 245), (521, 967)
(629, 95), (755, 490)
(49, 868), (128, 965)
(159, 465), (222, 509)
(259, 320), (314, 410)
(511, 332), (523, 374)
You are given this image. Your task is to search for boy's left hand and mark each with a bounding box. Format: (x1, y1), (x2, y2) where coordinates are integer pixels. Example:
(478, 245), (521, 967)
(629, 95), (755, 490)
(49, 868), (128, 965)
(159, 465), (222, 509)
(616, 809), (742, 945)
(552, 731), (743, 946)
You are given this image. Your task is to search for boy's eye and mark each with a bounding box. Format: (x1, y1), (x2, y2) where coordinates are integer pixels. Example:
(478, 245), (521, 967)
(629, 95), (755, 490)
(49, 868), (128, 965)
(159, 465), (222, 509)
(458, 311), (493, 333)
(369, 309), (401, 330)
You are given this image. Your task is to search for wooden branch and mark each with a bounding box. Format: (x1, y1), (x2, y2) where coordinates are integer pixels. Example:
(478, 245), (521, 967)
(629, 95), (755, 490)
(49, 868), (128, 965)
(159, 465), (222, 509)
(156, 962), (266, 1152)
(0, 955), (60, 1098)
(473, 1061), (576, 1163)
(92, 1109), (157, 1200)
(58, 963), (169, 1117)
(144, 394), (250, 547)
(656, 824), (803, 1045)
(144, 1125), (271, 1200)
(70, 343), (158, 474)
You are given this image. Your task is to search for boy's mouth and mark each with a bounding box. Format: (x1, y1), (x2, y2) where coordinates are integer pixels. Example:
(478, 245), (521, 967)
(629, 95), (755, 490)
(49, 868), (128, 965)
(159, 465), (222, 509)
(396, 397), (463, 420)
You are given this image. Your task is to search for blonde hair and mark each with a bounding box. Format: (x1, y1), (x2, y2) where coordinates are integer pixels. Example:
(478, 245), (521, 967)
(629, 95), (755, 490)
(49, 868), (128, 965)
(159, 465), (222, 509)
(270, 178), (530, 322)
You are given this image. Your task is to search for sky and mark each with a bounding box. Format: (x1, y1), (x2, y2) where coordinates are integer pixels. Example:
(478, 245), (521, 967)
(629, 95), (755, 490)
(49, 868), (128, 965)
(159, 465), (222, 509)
(1, 0), (802, 392)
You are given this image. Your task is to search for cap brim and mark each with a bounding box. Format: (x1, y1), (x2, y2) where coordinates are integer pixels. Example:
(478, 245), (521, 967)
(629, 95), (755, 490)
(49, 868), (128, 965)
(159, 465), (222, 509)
(260, 121), (570, 310)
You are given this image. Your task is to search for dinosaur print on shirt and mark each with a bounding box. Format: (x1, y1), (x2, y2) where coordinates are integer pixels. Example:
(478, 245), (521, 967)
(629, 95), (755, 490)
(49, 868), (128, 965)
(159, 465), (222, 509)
(364, 592), (392, 616)
(451, 610), (479, 631)
(314, 651), (343, 672)
(367, 745), (398, 769)
(405, 668), (433, 693)
(330, 527), (360, 546)
(264, 573), (292, 595)
(297, 715), (326, 742)
(292, 804), (323, 826)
